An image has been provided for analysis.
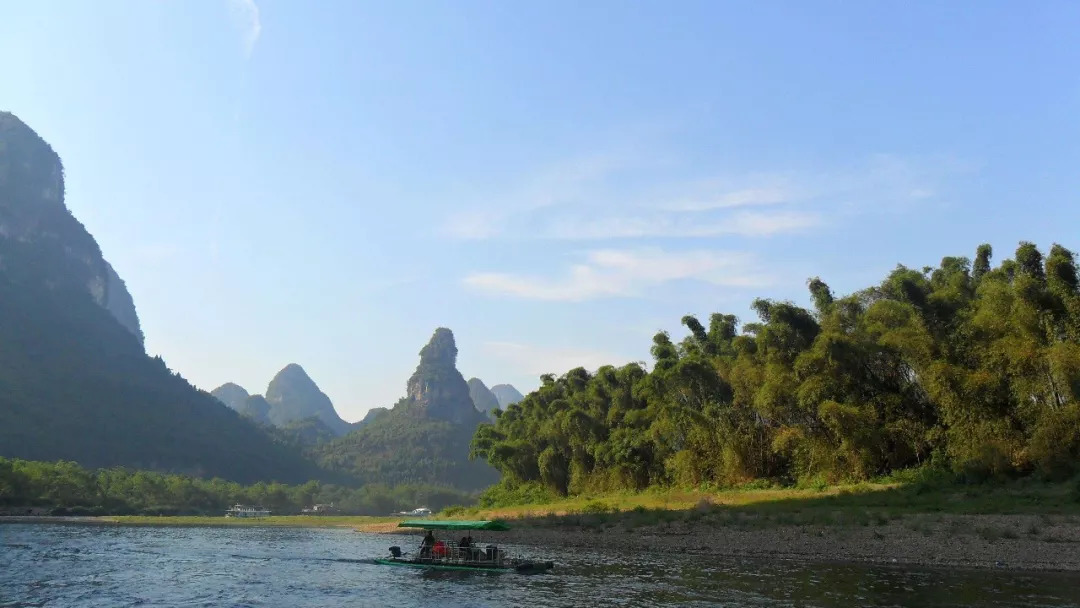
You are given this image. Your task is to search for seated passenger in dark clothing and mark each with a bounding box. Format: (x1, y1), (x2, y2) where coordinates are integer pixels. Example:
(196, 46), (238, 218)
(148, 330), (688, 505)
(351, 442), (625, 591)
(419, 530), (435, 558)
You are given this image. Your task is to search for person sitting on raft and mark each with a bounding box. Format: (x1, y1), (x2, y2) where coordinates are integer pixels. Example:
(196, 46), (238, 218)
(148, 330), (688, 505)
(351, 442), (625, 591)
(419, 530), (435, 558)
(460, 535), (477, 560)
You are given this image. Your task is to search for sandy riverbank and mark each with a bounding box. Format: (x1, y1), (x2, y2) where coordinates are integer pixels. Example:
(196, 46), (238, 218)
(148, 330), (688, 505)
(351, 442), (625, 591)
(355, 513), (1080, 572)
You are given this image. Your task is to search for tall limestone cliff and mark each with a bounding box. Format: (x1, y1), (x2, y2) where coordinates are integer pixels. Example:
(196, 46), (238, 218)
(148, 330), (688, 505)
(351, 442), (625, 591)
(264, 364), (351, 436)
(406, 328), (489, 426)
(0, 112), (143, 346)
(489, 384), (525, 409)
(467, 377), (501, 415)
(315, 328), (498, 490)
(0, 111), (322, 483)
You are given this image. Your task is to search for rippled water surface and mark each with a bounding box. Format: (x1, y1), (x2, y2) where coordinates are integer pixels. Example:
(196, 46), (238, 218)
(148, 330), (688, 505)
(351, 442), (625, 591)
(3, 523), (1080, 607)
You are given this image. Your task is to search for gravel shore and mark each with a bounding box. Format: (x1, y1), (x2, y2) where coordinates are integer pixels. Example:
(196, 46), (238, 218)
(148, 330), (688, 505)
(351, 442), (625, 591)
(359, 513), (1080, 572)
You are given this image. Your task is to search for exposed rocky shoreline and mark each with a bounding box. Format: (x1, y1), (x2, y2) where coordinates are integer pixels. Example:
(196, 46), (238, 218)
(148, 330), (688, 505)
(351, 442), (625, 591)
(357, 513), (1080, 572)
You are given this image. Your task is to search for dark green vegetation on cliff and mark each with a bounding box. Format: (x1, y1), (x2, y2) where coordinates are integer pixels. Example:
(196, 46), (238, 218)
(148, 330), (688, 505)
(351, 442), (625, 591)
(473, 242), (1080, 498)
(316, 329), (499, 490)
(0, 457), (469, 516)
(0, 112), (325, 484)
(0, 112), (143, 345)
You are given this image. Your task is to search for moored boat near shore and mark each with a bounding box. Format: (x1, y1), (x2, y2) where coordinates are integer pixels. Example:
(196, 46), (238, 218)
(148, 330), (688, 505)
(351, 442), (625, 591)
(225, 504), (271, 518)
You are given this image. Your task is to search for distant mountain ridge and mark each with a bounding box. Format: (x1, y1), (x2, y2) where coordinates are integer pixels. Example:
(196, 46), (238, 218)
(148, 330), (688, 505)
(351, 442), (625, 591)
(467, 378), (500, 415)
(490, 384), (524, 408)
(212, 364), (351, 437)
(0, 112), (323, 483)
(210, 383), (274, 426)
(265, 364), (351, 435)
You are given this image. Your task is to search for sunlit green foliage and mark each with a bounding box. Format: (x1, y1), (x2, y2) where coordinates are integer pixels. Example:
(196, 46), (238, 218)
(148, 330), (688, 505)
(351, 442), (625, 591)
(473, 242), (1080, 497)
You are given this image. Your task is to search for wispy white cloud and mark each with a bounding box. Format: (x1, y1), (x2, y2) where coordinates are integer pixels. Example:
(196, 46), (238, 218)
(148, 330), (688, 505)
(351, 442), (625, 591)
(444, 153), (958, 242)
(545, 210), (821, 239)
(464, 247), (772, 301)
(443, 152), (635, 239)
(227, 0), (262, 58)
(656, 185), (795, 212)
(481, 341), (636, 377)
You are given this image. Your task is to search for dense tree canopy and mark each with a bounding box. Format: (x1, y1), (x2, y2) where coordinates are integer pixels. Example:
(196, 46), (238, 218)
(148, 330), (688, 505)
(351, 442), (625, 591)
(472, 242), (1080, 496)
(315, 400), (499, 491)
(0, 457), (471, 516)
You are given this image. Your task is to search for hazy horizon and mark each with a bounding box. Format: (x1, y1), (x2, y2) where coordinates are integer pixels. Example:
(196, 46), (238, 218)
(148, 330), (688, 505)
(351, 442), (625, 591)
(3, 1), (1079, 421)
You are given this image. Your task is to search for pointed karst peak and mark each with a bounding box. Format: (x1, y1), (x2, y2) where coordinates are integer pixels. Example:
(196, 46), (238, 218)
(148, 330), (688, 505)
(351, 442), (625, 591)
(265, 363), (350, 435)
(419, 327), (457, 367)
(268, 363), (324, 394)
(278, 362), (311, 379)
(267, 363), (322, 404)
(404, 328), (486, 426)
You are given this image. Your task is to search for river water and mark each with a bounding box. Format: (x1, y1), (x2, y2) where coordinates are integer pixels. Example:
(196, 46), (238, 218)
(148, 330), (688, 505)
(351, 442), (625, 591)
(2, 523), (1080, 607)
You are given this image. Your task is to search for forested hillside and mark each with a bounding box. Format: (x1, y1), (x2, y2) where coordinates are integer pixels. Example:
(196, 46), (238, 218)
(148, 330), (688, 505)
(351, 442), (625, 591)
(472, 242), (1080, 495)
(0, 111), (143, 344)
(0, 112), (328, 484)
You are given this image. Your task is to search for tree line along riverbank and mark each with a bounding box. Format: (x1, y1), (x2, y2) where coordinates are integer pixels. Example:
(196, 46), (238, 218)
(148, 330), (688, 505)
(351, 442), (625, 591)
(0, 457), (470, 516)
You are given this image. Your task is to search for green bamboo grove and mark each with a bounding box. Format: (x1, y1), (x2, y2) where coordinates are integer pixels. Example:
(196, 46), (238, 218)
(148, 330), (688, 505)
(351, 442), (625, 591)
(471, 242), (1080, 495)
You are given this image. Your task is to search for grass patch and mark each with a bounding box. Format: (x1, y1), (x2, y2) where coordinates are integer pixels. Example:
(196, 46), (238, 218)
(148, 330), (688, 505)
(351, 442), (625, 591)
(445, 471), (1080, 535)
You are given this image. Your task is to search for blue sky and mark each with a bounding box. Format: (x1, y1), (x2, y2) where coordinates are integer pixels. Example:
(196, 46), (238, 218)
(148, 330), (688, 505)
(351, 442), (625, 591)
(3, 1), (1079, 421)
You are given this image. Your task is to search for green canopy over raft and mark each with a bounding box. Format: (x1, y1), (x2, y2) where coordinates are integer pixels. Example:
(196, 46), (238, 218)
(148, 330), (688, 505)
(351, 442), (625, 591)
(397, 519), (510, 531)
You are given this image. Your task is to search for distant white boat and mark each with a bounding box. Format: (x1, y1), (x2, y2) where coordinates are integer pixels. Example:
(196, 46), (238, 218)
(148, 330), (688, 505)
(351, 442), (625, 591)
(395, 506), (432, 516)
(225, 504), (271, 518)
